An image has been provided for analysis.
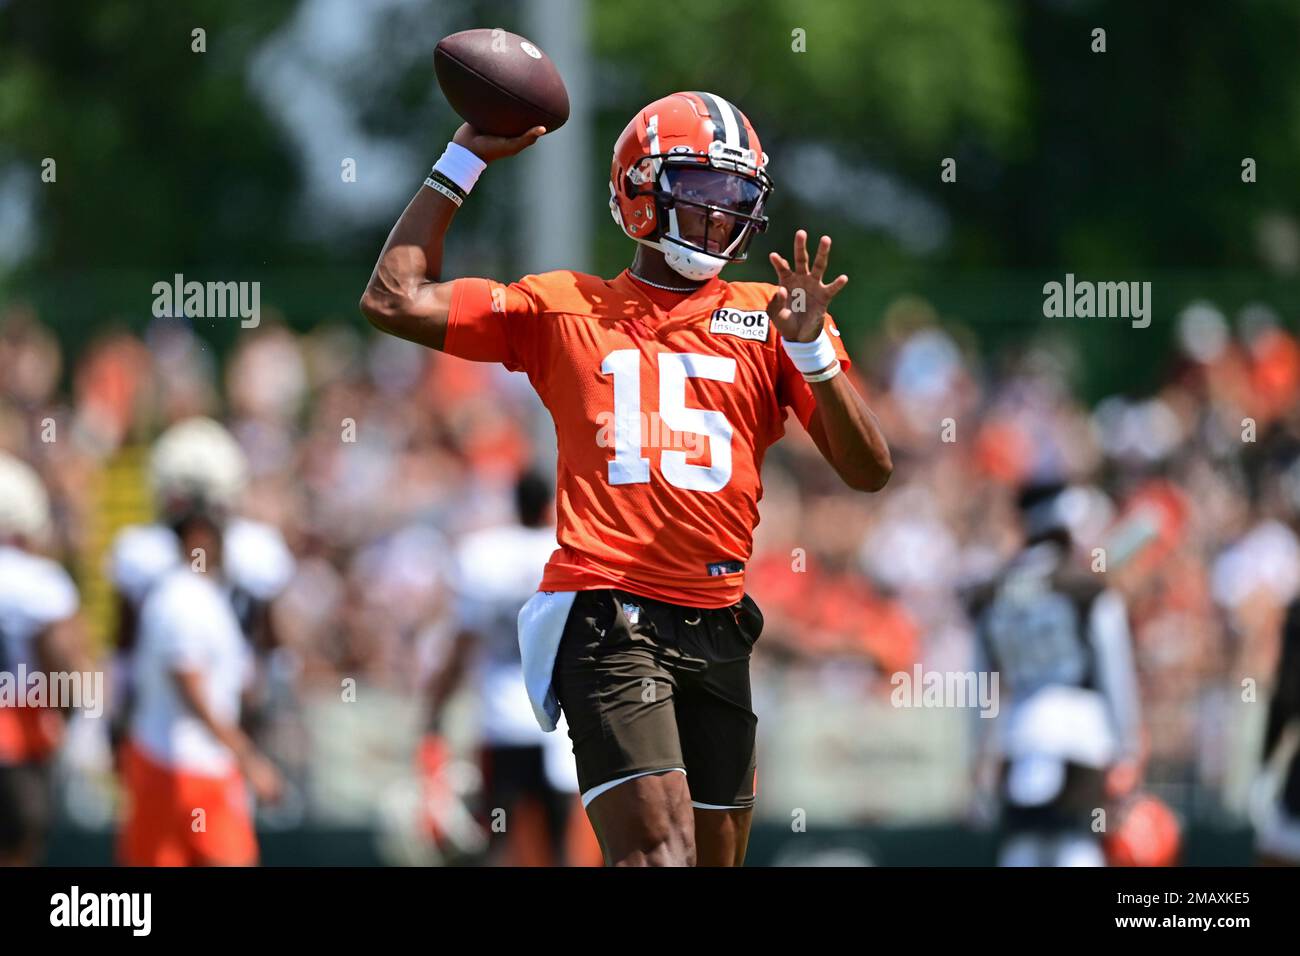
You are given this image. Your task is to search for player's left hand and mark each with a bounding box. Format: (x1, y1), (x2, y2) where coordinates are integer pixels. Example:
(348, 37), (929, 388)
(766, 230), (849, 343)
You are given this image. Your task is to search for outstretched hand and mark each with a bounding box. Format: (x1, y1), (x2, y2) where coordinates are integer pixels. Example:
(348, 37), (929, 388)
(766, 230), (849, 343)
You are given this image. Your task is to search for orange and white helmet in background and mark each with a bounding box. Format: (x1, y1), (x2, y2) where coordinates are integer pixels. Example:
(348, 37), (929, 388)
(609, 92), (774, 281)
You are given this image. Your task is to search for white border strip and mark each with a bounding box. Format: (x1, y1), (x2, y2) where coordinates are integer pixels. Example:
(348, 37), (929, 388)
(581, 767), (686, 809)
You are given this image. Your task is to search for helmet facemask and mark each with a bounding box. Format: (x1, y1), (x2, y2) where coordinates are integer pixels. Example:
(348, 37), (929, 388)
(625, 145), (773, 282)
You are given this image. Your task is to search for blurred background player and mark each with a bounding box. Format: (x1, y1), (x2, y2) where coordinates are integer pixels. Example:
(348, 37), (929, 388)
(117, 418), (285, 866)
(0, 452), (90, 866)
(424, 470), (600, 865)
(969, 480), (1144, 867)
(108, 425), (295, 772)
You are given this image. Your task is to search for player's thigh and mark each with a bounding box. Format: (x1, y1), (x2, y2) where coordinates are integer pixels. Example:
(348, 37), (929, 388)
(553, 589), (702, 864)
(117, 743), (191, 866)
(675, 597), (761, 813)
(585, 768), (695, 866)
(552, 590), (685, 803)
(183, 769), (258, 867)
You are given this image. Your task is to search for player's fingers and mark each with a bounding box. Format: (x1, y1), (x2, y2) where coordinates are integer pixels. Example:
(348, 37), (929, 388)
(826, 273), (849, 297)
(769, 252), (792, 278)
(792, 229), (810, 273)
(504, 126), (547, 154)
(811, 235), (831, 279)
(766, 285), (789, 313)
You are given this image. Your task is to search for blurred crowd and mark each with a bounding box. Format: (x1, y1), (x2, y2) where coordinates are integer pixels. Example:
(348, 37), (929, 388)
(0, 292), (1296, 834)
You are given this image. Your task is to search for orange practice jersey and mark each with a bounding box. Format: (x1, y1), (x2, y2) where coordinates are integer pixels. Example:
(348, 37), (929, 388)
(445, 269), (852, 608)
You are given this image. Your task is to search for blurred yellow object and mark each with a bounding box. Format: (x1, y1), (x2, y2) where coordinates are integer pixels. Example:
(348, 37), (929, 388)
(78, 445), (152, 652)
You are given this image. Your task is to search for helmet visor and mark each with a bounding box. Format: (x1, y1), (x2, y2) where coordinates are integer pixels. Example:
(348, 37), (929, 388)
(659, 165), (769, 259)
(665, 166), (765, 214)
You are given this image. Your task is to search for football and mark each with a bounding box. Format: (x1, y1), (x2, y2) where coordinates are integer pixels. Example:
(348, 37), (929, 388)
(434, 28), (570, 137)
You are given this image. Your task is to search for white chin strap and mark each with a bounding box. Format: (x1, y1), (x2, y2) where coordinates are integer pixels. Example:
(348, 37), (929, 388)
(662, 241), (728, 281)
(627, 236), (729, 282)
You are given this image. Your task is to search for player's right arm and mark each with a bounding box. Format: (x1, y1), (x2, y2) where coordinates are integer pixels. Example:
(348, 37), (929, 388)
(1088, 588), (1144, 797)
(172, 668), (284, 803)
(359, 123), (546, 350)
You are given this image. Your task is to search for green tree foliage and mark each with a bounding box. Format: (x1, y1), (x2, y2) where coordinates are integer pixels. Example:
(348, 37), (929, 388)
(3, 0), (1298, 399)
(0, 0), (298, 271)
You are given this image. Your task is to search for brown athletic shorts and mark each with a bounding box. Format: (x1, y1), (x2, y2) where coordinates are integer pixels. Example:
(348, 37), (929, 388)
(551, 588), (763, 809)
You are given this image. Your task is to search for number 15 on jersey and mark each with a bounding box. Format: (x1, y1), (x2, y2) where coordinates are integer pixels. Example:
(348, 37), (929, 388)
(600, 350), (736, 493)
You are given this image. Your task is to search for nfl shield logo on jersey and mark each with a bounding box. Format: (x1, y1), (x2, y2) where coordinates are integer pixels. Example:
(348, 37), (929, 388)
(621, 602), (641, 624)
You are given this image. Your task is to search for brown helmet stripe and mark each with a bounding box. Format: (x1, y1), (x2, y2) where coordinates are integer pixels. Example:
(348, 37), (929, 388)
(690, 91), (727, 145)
(693, 92), (750, 152)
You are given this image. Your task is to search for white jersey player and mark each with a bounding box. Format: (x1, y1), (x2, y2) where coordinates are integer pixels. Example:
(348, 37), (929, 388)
(116, 417), (283, 866)
(107, 428), (294, 754)
(425, 472), (594, 866)
(0, 452), (89, 865)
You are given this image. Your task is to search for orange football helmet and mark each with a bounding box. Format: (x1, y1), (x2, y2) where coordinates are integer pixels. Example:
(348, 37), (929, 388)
(1104, 793), (1182, 867)
(609, 92), (773, 281)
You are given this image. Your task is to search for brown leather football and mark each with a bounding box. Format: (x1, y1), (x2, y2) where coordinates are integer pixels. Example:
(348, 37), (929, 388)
(434, 28), (569, 137)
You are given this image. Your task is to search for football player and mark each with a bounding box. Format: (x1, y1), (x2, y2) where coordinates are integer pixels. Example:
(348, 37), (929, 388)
(968, 481), (1143, 866)
(106, 419), (294, 769)
(117, 418), (284, 866)
(424, 470), (598, 866)
(361, 92), (892, 866)
(0, 453), (91, 866)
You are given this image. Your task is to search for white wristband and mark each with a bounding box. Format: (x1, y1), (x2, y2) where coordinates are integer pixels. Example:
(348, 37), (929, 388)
(433, 141), (487, 194)
(781, 330), (838, 374)
(802, 360), (842, 383)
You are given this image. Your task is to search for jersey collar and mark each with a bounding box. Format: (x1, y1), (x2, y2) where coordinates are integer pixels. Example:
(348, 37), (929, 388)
(613, 268), (728, 320)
